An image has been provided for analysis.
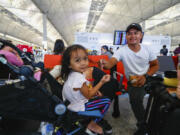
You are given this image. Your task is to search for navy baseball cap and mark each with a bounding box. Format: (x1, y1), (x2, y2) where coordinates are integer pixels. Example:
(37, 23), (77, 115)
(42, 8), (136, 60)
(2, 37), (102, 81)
(126, 23), (142, 33)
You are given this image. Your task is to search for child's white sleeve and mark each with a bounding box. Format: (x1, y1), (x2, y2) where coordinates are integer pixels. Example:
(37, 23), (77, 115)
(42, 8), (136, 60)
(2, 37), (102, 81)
(71, 72), (87, 89)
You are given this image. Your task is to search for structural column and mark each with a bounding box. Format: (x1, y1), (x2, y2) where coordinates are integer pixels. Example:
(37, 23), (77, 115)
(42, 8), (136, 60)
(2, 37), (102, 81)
(42, 13), (47, 49)
(142, 21), (146, 33)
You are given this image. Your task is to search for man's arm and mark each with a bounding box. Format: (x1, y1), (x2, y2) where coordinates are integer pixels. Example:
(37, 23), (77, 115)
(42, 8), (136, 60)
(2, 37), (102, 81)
(101, 57), (118, 70)
(147, 59), (159, 76)
(136, 59), (159, 87)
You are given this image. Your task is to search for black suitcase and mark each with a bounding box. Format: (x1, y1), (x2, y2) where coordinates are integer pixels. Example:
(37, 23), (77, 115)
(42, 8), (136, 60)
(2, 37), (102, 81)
(144, 76), (180, 135)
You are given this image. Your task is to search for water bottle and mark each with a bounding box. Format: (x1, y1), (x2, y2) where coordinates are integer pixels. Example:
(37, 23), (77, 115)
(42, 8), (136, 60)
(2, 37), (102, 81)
(41, 122), (46, 135)
(41, 122), (54, 135)
(46, 123), (54, 135)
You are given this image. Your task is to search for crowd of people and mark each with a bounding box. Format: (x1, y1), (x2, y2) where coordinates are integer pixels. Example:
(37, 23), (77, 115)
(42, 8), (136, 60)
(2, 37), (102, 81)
(1, 23), (180, 135)
(159, 44), (180, 56)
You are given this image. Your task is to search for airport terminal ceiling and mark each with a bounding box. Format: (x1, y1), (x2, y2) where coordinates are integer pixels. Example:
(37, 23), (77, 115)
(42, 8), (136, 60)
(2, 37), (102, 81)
(0, 0), (179, 49)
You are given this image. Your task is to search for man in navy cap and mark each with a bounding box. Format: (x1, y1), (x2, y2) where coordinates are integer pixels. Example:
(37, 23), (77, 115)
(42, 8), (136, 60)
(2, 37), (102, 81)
(100, 23), (159, 135)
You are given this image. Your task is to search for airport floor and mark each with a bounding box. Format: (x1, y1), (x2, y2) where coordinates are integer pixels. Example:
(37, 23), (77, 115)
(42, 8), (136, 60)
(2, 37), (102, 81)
(104, 94), (148, 135)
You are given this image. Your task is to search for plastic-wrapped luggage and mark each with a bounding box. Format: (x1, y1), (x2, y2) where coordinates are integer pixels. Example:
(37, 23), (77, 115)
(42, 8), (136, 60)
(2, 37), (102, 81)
(144, 76), (180, 135)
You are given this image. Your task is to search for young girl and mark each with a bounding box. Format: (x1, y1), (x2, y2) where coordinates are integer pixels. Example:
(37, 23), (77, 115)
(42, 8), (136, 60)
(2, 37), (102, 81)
(61, 45), (111, 134)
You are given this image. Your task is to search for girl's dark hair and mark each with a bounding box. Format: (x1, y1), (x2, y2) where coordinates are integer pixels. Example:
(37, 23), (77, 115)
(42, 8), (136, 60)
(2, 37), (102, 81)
(60, 44), (87, 81)
(53, 39), (65, 55)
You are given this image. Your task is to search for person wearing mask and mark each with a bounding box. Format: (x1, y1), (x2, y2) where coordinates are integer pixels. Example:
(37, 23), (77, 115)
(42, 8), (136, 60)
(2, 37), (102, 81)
(101, 45), (116, 80)
(99, 23), (159, 135)
(101, 45), (112, 58)
(160, 45), (168, 56)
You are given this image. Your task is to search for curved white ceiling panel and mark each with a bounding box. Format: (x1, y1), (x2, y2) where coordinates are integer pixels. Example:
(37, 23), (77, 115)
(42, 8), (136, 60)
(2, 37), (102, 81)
(0, 0), (64, 48)
(0, 0), (179, 47)
(32, 0), (91, 45)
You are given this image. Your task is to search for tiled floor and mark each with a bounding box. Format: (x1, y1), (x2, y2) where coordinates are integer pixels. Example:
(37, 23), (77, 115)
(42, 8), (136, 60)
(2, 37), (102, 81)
(104, 94), (148, 135)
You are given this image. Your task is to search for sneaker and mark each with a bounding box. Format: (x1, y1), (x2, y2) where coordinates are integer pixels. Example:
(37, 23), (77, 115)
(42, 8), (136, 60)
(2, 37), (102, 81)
(85, 128), (97, 135)
(98, 119), (112, 134)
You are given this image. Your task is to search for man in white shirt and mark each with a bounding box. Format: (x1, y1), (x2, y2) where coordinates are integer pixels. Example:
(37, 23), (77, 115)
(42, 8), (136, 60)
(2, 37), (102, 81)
(100, 23), (159, 135)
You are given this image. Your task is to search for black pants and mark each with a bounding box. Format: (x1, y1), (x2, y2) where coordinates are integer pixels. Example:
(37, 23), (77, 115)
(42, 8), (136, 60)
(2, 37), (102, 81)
(128, 82), (146, 126)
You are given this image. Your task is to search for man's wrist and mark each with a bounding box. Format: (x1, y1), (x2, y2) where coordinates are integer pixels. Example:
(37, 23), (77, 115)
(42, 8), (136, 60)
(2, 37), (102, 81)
(144, 73), (150, 79)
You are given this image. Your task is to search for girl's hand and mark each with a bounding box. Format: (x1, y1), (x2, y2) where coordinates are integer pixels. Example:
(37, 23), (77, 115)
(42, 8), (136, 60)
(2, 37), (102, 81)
(96, 91), (102, 97)
(100, 74), (110, 84)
